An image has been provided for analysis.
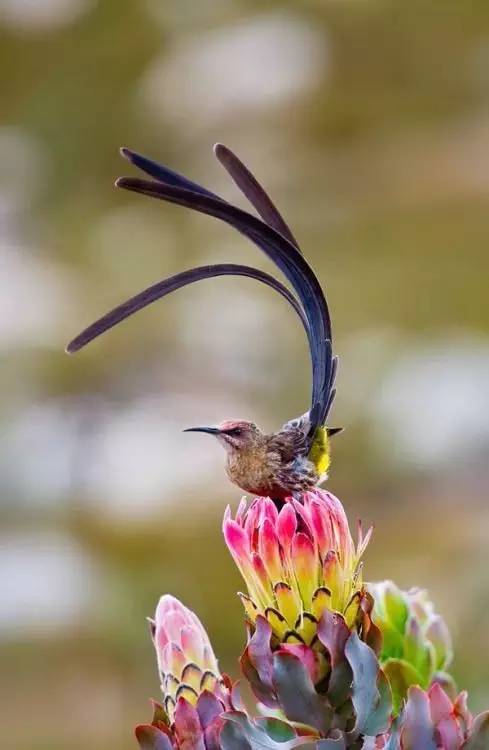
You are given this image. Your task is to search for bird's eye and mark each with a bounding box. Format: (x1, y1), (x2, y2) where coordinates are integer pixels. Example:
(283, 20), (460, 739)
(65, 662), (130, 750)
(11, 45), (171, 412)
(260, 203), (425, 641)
(230, 428), (242, 436)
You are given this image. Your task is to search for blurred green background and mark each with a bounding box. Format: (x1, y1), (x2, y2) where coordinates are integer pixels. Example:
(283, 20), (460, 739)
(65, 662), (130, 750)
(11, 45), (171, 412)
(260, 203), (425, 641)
(1, 1), (489, 748)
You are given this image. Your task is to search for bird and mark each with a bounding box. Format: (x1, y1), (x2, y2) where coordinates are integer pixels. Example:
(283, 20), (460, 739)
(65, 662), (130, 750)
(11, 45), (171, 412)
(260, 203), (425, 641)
(66, 144), (342, 500)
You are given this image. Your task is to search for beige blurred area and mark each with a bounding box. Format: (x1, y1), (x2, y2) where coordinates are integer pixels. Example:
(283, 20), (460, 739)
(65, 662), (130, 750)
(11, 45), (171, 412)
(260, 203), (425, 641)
(1, 1), (489, 748)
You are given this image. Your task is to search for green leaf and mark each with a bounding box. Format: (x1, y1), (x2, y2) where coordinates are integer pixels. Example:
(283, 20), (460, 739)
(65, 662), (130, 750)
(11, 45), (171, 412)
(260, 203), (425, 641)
(403, 617), (424, 668)
(462, 711), (489, 749)
(380, 621), (407, 661)
(383, 583), (409, 634)
(383, 658), (422, 715)
(150, 700), (169, 727)
(254, 718), (297, 742)
(272, 652), (333, 736)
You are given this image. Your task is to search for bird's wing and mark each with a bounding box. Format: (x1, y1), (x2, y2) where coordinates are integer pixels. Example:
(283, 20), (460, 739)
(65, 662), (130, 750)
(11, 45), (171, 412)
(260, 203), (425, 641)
(268, 426), (308, 463)
(213, 144), (300, 250)
(66, 264), (308, 354)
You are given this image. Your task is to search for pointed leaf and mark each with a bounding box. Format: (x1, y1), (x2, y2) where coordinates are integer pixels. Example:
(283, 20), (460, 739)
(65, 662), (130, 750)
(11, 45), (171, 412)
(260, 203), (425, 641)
(248, 616), (275, 691)
(254, 717), (297, 742)
(174, 698), (206, 750)
(135, 725), (173, 750)
(463, 711), (489, 749)
(220, 719), (253, 750)
(150, 700), (169, 727)
(196, 690), (223, 729)
(400, 686), (437, 750)
(383, 658), (422, 715)
(344, 632), (382, 737)
(272, 652), (333, 736)
(362, 668), (392, 736)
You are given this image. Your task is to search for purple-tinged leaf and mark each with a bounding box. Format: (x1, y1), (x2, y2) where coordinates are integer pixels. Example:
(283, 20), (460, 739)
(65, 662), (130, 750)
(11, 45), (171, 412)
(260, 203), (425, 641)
(463, 711), (489, 749)
(430, 671), (457, 701)
(196, 690), (223, 729)
(135, 725), (173, 750)
(272, 651), (333, 736)
(317, 610), (352, 707)
(400, 686), (437, 750)
(362, 668), (392, 737)
(316, 740), (346, 749)
(240, 644), (278, 708)
(174, 698), (206, 750)
(344, 633), (384, 738)
(248, 616), (275, 692)
(220, 717), (253, 750)
(317, 611), (349, 667)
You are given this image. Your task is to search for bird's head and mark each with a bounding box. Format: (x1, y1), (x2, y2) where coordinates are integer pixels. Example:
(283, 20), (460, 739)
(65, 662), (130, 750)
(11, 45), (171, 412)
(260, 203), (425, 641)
(184, 419), (262, 455)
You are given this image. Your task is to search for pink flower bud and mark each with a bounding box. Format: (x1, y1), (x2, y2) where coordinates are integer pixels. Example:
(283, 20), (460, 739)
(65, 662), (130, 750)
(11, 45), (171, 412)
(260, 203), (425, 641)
(152, 595), (223, 720)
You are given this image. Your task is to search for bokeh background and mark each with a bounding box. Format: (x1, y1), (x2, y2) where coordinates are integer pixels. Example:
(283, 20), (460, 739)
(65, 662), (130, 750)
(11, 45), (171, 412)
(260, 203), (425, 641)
(1, 1), (489, 748)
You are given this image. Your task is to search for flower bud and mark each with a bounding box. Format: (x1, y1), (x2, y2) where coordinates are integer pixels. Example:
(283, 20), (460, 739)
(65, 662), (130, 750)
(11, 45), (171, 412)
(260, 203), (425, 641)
(151, 595), (223, 720)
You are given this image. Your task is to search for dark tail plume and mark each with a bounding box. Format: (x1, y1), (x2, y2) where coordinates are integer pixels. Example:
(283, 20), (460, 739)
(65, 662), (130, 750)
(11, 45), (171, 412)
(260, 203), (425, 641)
(66, 264), (307, 354)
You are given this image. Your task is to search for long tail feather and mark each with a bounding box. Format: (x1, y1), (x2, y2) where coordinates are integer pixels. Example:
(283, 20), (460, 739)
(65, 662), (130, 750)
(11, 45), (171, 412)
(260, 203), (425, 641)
(120, 148), (220, 199)
(66, 264), (308, 354)
(115, 175), (333, 438)
(213, 144), (300, 250)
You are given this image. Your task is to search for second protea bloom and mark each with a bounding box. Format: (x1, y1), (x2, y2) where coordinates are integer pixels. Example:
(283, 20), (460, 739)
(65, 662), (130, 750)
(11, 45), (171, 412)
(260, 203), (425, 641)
(151, 595), (225, 720)
(223, 490), (371, 647)
(368, 580), (453, 712)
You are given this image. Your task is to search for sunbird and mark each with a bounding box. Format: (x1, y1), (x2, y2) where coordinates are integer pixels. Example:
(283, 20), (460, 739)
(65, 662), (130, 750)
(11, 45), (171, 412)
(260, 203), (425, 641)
(67, 145), (342, 500)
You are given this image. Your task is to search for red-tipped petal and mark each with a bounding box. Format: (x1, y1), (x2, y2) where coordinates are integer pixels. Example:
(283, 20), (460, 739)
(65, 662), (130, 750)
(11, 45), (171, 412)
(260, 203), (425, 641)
(258, 518), (283, 583)
(223, 519), (252, 569)
(276, 502), (297, 553)
(291, 532), (318, 607)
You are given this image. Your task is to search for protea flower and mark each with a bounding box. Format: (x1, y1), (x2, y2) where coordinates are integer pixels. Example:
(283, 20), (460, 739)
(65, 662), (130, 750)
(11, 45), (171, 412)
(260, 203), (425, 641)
(368, 581), (453, 713)
(223, 490), (372, 646)
(150, 595), (228, 719)
(222, 489), (391, 744)
(378, 684), (489, 749)
(137, 595), (232, 750)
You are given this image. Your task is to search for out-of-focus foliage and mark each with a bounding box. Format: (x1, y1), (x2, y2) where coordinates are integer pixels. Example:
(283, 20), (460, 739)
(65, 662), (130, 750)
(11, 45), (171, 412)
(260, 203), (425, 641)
(368, 581), (453, 713)
(1, 2), (489, 749)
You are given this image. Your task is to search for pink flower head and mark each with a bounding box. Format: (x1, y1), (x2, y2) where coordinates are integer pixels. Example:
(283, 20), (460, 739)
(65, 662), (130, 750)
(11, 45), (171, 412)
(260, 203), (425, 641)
(223, 489), (371, 644)
(151, 595), (223, 720)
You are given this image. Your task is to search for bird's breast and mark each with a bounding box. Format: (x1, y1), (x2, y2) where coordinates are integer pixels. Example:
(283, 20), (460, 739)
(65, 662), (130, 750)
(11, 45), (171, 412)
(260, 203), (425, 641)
(226, 448), (280, 495)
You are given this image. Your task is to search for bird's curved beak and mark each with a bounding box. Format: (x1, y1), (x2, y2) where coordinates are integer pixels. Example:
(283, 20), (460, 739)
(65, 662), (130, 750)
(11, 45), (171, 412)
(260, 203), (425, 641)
(183, 426), (221, 435)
